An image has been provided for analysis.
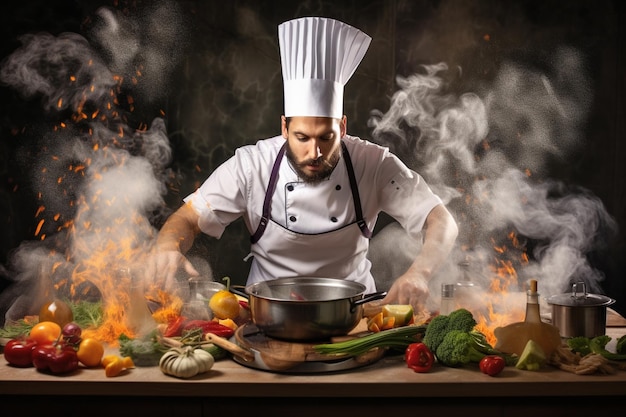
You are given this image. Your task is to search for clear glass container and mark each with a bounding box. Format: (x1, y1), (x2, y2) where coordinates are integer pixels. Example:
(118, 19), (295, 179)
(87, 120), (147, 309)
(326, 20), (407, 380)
(440, 284), (456, 315)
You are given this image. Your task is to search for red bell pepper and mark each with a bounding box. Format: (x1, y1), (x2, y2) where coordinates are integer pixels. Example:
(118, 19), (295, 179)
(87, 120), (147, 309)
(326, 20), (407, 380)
(479, 355), (505, 376)
(3, 336), (37, 367)
(405, 342), (434, 373)
(31, 341), (79, 375)
(182, 319), (235, 338)
(163, 316), (187, 337)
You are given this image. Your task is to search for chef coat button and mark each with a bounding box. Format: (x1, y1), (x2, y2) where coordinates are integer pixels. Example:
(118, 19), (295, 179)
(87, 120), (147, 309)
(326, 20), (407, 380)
(289, 215), (297, 222)
(287, 184), (294, 192)
(335, 184), (341, 190)
(330, 216), (338, 222)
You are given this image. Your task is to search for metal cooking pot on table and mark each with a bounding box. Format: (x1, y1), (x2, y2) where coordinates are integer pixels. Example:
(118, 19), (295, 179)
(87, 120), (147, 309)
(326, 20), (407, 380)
(233, 277), (386, 341)
(547, 282), (616, 338)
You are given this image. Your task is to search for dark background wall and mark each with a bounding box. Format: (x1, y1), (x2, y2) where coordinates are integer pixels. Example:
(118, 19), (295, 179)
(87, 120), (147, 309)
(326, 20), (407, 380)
(1, 0), (624, 316)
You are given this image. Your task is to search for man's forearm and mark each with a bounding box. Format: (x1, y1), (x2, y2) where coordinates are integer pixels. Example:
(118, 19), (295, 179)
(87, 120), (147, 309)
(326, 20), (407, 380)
(407, 204), (458, 279)
(156, 203), (200, 253)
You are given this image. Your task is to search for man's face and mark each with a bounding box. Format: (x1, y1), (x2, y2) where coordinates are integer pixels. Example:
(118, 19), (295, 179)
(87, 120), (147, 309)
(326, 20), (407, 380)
(281, 116), (346, 184)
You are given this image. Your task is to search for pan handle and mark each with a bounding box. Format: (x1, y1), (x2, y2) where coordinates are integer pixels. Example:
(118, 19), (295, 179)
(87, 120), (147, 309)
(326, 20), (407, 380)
(351, 291), (387, 312)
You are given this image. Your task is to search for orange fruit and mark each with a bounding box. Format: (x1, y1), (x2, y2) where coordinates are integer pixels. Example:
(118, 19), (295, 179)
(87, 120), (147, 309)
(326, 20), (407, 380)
(77, 338), (105, 367)
(29, 321), (62, 345)
(208, 290), (240, 320)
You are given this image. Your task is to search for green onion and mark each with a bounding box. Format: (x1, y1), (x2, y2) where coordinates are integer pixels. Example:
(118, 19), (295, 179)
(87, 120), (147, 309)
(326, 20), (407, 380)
(313, 324), (427, 357)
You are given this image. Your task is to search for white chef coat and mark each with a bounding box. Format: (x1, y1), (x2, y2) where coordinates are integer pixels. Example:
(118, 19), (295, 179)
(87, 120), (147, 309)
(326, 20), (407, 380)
(184, 134), (442, 289)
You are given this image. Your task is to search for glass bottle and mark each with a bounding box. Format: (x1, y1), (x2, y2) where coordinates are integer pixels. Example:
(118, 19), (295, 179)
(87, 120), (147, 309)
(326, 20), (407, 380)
(440, 284), (456, 315)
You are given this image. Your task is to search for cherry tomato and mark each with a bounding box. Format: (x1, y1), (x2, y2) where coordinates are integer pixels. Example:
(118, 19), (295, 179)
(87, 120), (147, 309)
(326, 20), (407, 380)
(479, 355), (506, 377)
(76, 338), (105, 368)
(405, 342), (435, 373)
(3, 337), (37, 367)
(29, 321), (62, 345)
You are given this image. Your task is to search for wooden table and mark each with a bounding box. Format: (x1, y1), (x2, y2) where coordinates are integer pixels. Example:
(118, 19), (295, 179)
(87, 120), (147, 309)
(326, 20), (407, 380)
(1, 317), (625, 416)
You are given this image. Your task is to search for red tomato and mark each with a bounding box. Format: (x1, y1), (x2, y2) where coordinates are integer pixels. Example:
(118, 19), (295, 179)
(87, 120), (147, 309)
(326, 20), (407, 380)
(405, 342), (434, 373)
(479, 355), (506, 377)
(3, 337), (37, 367)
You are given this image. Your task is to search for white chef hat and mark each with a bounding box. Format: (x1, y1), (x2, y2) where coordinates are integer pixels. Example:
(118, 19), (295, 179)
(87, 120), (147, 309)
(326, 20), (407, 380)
(278, 17), (371, 118)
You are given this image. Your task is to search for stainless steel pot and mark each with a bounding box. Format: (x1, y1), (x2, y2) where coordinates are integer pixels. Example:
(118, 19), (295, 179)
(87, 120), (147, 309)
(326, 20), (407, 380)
(547, 282), (616, 338)
(236, 277), (386, 341)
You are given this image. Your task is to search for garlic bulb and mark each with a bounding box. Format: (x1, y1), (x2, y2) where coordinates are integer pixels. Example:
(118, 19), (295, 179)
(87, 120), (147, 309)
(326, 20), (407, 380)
(159, 346), (215, 379)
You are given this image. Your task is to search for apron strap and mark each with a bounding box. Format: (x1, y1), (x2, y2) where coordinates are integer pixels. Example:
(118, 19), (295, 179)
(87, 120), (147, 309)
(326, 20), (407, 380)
(250, 143), (286, 243)
(251, 140), (372, 243)
(341, 141), (373, 239)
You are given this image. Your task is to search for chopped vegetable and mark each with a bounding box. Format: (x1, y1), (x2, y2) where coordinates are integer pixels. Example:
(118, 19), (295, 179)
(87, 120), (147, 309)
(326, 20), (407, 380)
(515, 339), (546, 371)
(405, 342), (434, 372)
(383, 305), (414, 327)
(102, 354), (135, 377)
(479, 355), (505, 376)
(313, 324), (427, 357)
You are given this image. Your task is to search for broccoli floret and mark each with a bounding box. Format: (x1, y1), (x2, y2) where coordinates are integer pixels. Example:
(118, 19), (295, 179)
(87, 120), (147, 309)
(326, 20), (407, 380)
(422, 314), (450, 352)
(435, 329), (486, 367)
(447, 308), (478, 332)
(616, 334), (626, 355)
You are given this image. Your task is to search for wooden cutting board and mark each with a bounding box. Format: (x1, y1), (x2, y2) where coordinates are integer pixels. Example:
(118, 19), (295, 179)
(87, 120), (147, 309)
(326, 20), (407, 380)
(235, 319), (370, 362)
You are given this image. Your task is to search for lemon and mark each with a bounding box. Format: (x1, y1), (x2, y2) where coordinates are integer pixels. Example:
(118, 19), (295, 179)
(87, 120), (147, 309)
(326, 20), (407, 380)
(382, 304), (414, 327)
(208, 290), (240, 320)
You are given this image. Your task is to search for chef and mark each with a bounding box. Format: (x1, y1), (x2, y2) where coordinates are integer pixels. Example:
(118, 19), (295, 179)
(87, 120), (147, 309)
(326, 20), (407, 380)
(150, 17), (458, 312)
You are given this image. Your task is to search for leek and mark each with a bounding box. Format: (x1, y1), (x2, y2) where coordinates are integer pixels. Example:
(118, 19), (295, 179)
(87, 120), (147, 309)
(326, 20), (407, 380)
(313, 324), (427, 357)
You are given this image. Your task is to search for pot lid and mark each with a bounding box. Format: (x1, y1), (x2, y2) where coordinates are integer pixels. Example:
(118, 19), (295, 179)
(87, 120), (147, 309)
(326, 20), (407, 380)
(547, 282), (615, 307)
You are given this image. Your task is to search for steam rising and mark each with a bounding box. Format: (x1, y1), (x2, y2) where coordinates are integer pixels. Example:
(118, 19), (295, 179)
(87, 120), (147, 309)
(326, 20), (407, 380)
(369, 50), (617, 306)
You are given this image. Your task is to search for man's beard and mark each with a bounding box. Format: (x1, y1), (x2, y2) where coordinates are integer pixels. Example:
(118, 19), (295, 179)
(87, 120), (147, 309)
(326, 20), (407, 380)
(285, 143), (341, 184)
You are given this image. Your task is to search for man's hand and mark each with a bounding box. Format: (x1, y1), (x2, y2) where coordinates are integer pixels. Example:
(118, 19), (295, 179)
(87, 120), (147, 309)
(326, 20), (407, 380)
(144, 202), (202, 292)
(379, 272), (430, 313)
(144, 248), (200, 292)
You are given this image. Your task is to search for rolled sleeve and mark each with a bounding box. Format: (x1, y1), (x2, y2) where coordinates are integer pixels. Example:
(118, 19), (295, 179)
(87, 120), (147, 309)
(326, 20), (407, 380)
(380, 168), (442, 240)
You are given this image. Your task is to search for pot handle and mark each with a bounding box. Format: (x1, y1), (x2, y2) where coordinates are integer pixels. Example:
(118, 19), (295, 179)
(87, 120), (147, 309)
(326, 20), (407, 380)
(350, 291), (387, 312)
(230, 285), (249, 300)
(571, 282), (587, 300)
